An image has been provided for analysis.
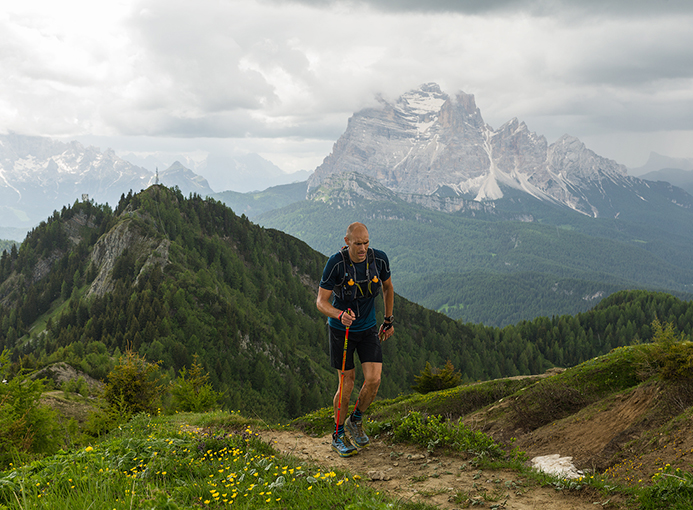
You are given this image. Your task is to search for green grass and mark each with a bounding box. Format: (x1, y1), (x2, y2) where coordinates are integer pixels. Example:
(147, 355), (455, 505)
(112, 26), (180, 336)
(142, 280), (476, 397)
(291, 376), (539, 437)
(0, 411), (433, 510)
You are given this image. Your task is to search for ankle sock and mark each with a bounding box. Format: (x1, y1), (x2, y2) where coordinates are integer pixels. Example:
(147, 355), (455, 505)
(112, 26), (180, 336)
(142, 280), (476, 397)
(336, 424), (345, 436)
(351, 408), (362, 422)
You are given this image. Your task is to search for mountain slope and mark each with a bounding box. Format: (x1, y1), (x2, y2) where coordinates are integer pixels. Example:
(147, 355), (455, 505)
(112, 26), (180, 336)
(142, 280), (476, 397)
(0, 187), (332, 420)
(211, 181), (308, 218)
(254, 84), (693, 325)
(258, 175), (693, 326)
(639, 168), (693, 196)
(0, 186), (563, 417)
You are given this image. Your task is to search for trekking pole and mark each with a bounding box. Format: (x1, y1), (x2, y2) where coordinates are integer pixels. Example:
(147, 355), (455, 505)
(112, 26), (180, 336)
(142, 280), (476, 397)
(335, 309), (351, 433)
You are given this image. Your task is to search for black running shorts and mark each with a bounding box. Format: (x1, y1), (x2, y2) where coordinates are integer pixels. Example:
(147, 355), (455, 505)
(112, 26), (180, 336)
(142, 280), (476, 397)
(329, 326), (383, 370)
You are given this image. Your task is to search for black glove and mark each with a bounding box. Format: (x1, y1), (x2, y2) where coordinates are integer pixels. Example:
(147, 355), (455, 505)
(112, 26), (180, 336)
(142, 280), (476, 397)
(379, 316), (394, 339)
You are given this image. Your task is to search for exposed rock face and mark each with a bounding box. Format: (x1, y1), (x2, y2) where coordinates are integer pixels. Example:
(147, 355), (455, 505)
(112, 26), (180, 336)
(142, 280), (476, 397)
(32, 362), (103, 392)
(87, 213), (170, 298)
(308, 83), (642, 218)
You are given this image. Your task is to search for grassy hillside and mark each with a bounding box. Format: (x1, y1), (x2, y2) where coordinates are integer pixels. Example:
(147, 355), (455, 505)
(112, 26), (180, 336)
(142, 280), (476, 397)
(289, 321), (693, 508)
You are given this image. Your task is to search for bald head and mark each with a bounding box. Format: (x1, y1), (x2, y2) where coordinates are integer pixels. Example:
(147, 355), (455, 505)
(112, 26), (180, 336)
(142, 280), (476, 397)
(344, 222), (370, 262)
(346, 222), (368, 240)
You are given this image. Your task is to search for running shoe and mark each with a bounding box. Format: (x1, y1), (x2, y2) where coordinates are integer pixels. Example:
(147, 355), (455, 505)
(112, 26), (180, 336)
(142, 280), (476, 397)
(345, 415), (370, 448)
(332, 432), (358, 457)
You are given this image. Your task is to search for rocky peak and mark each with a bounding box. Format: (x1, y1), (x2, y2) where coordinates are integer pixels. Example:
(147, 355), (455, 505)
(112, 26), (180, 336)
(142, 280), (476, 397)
(393, 83), (449, 133)
(308, 83), (637, 217)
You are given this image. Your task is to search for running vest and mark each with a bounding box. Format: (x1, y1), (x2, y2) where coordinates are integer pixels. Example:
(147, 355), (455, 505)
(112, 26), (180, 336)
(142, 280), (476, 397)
(332, 247), (382, 301)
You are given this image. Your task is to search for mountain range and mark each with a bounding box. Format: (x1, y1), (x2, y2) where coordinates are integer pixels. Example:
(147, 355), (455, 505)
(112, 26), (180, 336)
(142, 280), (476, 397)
(629, 153), (693, 196)
(119, 150), (312, 193)
(630, 152), (693, 175)
(308, 83), (691, 220)
(0, 133), (311, 242)
(0, 133), (214, 241)
(3, 83), (693, 325)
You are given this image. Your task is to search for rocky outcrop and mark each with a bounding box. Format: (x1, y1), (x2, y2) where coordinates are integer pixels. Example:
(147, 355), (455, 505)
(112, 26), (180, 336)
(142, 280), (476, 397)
(86, 217), (170, 298)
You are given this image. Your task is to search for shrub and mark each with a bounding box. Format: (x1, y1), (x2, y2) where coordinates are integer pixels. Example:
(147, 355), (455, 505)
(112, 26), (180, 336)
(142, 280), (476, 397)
(636, 320), (693, 412)
(637, 320), (693, 382)
(0, 349), (61, 468)
(412, 360), (462, 394)
(103, 350), (163, 416)
(170, 355), (222, 412)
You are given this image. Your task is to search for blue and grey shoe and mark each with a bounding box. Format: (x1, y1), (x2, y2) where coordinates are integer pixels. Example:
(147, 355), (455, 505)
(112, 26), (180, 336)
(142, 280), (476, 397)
(332, 432), (358, 457)
(345, 415), (370, 448)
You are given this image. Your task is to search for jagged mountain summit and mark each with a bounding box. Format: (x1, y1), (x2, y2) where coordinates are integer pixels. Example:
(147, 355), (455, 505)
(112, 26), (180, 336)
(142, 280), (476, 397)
(0, 133), (212, 239)
(308, 83), (689, 218)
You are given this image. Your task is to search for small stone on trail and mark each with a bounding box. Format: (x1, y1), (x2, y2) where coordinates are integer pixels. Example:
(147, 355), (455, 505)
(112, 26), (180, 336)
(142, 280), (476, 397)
(368, 470), (392, 481)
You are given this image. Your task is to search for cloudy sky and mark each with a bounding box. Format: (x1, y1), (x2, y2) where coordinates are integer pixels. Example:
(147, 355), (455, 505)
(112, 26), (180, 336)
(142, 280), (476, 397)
(2, 0), (693, 184)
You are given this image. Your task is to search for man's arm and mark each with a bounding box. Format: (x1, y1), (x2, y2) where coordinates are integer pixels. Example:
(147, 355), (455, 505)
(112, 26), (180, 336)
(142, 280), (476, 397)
(380, 277), (395, 340)
(317, 287), (355, 327)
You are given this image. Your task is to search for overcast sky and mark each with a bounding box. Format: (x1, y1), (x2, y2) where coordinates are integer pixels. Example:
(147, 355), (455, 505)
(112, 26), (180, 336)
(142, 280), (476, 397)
(2, 0), (693, 179)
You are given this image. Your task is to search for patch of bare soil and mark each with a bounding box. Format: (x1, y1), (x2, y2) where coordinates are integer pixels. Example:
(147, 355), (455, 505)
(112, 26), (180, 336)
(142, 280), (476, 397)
(514, 384), (660, 471)
(260, 429), (603, 509)
(465, 380), (693, 490)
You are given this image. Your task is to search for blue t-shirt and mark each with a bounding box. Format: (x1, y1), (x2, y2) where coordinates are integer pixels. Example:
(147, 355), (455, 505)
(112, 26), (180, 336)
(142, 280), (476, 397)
(319, 248), (391, 332)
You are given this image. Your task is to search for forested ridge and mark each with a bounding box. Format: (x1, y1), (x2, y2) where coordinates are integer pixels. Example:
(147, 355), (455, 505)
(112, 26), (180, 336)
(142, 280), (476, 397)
(1, 186), (693, 421)
(256, 186), (693, 326)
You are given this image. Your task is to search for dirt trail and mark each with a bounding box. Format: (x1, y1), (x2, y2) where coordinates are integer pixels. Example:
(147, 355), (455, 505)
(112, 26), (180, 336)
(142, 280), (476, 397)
(260, 429), (605, 509)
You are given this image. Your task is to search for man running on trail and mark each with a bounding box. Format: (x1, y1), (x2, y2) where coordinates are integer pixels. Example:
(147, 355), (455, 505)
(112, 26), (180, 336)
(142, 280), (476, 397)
(317, 222), (395, 457)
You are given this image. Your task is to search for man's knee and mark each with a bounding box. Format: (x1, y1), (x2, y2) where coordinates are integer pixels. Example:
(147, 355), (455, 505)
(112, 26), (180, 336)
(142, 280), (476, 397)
(364, 372), (381, 390)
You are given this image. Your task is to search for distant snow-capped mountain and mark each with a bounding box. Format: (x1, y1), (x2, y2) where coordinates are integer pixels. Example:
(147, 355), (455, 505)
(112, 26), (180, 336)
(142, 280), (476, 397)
(308, 83), (690, 218)
(0, 133), (212, 239)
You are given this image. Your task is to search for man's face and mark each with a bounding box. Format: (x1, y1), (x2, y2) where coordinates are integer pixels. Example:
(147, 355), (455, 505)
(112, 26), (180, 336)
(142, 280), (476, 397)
(345, 226), (369, 263)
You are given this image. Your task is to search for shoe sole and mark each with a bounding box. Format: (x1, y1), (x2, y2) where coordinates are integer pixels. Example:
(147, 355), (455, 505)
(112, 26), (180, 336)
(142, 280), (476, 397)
(331, 445), (359, 457)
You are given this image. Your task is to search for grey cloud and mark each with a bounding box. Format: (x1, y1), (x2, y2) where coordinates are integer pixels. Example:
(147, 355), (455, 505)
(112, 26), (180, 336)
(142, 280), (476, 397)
(127, 1), (280, 114)
(103, 98), (347, 140)
(262, 0), (693, 16)
(564, 26), (693, 87)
